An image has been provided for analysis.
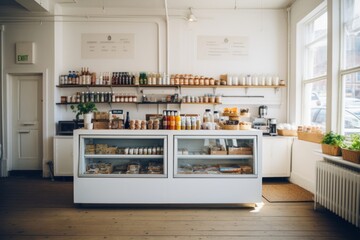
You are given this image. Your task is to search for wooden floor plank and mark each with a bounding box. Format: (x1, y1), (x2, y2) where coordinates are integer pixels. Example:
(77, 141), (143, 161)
(0, 177), (359, 240)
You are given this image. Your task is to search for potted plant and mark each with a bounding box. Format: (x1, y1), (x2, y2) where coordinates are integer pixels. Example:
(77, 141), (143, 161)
(340, 133), (360, 164)
(321, 131), (344, 156)
(71, 102), (98, 129)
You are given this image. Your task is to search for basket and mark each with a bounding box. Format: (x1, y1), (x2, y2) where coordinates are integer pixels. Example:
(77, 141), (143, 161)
(223, 124), (239, 130)
(239, 124), (252, 130)
(321, 144), (342, 156)
(210, 149), (227, 155)
(277, 129), (298, 136)
(297, 131), (323, 144)
(341, 148), (360, 164)
(228, 147), (253, 155)
(93, 120), (110, 129)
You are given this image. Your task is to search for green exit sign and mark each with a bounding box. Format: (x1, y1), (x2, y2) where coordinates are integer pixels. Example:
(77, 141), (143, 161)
(17, 55), (28, 61)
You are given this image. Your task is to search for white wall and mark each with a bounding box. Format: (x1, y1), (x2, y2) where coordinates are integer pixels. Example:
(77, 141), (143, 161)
(56, 8), (288, 122)
(1, 5), (288, 175)
(288, 0), (325, 193)
(291, 139), (322, 193)
(2, 21), (55, 176)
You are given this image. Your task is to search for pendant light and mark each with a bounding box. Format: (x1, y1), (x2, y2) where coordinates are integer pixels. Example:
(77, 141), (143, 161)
(187, 7), (197, 22)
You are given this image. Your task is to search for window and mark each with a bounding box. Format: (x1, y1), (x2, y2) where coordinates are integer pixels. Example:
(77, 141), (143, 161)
(341, 0), (360, 135)
(301, 10), (328, 129)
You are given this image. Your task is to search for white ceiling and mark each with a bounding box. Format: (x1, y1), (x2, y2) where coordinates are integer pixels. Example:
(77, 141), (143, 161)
(0, 0), (296, 14)
(57, 0), (294, 9)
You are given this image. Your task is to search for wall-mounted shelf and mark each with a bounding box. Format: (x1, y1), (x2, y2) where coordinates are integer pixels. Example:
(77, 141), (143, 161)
(56, 84), (286, 89)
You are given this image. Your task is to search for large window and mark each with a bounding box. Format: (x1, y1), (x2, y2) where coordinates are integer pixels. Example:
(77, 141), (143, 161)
(301, 10), (328, 129)
(341, 0), (360, 135)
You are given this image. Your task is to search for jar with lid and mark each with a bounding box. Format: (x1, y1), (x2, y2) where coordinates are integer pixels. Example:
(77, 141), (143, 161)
(213, 111), (220, 123)
(189, 77), (194, 85)
(184, 77), (189, 85)
(204, 78), (209, 85)
(209, 78), (215, 85)
(132, 95), (137, 102)
(215, 95), (222, 103)
(204, 94), (209, 103)
(203, 109), (213, 123)
(194, 77), (199, 85)
(199, 77), (204, 85)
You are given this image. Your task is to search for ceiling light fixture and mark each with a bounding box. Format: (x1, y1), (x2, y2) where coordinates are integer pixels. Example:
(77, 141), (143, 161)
(187, 7), (197, 22)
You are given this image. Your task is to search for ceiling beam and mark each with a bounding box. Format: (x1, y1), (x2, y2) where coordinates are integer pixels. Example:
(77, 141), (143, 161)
(15, 0), (50, 12)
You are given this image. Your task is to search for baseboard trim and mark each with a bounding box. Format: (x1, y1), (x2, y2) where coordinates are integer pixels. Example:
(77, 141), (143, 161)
(290, 172), (315, 194)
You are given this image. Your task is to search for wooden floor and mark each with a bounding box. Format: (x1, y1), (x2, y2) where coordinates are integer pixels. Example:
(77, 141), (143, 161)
(0, 175), (359, 240)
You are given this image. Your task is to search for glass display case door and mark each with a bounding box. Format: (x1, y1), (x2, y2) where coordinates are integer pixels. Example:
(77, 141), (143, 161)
(174, 135), (258, 178)
(79, 135), (167, 178)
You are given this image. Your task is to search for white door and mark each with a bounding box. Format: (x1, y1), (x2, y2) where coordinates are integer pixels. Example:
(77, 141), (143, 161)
(11, 74), (42, 170)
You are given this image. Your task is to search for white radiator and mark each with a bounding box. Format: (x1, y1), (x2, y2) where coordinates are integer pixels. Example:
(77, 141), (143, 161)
(315, 161), (360, 228)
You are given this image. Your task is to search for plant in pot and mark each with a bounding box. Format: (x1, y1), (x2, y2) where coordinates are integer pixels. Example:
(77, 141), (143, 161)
(71, 102), (98, 129)
(340, 133), (360, 164)
(321, 131), (344, 156)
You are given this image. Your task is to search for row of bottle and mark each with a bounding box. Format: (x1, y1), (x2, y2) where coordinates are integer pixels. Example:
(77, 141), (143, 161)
(162, 111), (202, 130)
(59, 70), (171, 86)
(63, 92), (138, 103)
(226, 74), (285, 86)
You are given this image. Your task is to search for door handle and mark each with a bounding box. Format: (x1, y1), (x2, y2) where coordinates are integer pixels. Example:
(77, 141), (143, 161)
(22, 122), (35, 126)
(18, 131), (30, 134)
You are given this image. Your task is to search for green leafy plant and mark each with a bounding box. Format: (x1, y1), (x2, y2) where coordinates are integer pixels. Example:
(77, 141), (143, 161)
(321, 131), (344, 146)
(341, 134), (360, 151)
(71, 102), (98, 121)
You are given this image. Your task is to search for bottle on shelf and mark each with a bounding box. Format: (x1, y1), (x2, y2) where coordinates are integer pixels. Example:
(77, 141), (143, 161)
(169, 111), (175, 130)
(213, 111), (220, 123)
(125, 112), (130, 129)
(175, 111), (181, 130)
(162, 110), (167, 129)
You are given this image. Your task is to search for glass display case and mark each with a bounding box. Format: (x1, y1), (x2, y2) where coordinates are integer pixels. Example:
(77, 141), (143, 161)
(78, 135), (167, 178)
(174, 136), (257, 178)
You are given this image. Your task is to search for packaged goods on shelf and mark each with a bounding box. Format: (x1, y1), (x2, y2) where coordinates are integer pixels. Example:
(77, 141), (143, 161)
(297, 125), (324, 143)
(177, 163), (253, 175)
(277, 123), (298, 136)
(126, 162), (141, 174)
(85, 144), (95, 154)
(239, 121), (252, 130)
(228, 146), (253, 155)
(95, 144), (108, 154)
(147, 161), (163, 174)
(219, 165), (242, 173)
(93, 120), (110, 129)
(94, 112), (109, 120)
(86, 162), (113, 174)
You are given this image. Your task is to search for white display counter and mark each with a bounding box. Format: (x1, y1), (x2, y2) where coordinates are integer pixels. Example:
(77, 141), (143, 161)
(73, 129), (262, 204)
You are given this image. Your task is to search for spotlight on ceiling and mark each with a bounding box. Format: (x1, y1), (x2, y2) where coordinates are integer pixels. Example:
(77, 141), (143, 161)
(187, 7), (197, 22)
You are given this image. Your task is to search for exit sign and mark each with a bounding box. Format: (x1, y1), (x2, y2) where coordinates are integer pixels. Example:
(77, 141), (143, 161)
(16, 42), (35, 64)
(17, 55), (29, 62)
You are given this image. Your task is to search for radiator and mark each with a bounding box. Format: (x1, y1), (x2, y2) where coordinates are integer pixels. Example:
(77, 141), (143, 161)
(315, 161), (360, 228)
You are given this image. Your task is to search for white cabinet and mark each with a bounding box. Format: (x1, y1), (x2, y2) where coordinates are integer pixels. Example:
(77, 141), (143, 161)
(73, 129), (262, 204)
(262, 137), (293, 177)
(54, 136), (73, 176)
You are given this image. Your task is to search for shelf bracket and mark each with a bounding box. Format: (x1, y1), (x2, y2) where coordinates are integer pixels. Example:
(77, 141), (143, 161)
(245, 87), (249, 95)
(274, 87), (280, 94)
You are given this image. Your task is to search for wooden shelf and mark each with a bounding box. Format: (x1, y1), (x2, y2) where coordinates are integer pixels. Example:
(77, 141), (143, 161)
(56, 84), (286, 89)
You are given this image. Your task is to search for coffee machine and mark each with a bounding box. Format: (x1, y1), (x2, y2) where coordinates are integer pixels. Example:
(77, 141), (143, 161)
(252, 105), (269, 134)
(267, 118), (277, 136)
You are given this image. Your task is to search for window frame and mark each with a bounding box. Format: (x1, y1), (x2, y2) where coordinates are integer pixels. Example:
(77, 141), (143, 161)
(300, 8), (328, 127)
(339, 0), (360, 135)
